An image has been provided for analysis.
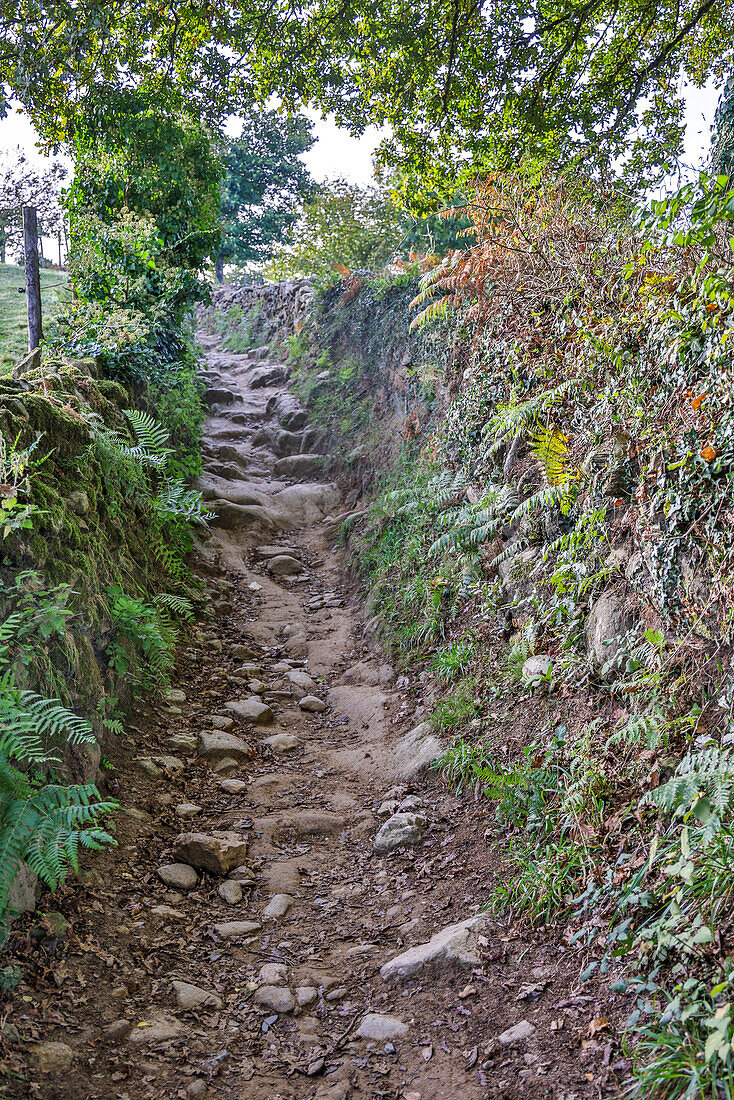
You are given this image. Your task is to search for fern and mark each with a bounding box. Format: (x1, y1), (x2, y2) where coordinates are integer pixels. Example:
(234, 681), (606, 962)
(645, 747), (734, 826)
(0, 672), (117, 942)
(484, 381), (575, 454)
(530, 425), (575, 487)
(107, 587), (175, 693)
(155, 593), (194, 621)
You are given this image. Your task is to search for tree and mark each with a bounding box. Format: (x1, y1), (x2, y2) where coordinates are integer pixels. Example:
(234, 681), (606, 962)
(266, 180), (405, 279)
(714, 75), (734, 173)
(3, 0), (732, 197)
(216, 108), (314, 281)
(0, 149), (66, 264)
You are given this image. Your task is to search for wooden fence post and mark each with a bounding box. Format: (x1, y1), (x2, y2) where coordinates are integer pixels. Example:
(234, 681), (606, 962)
(23, 206), (43, 351)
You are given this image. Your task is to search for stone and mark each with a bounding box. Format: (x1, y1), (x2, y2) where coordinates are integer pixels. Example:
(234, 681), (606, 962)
(165, 688), (187, 705)
(377, 800), (399, 818)
(391, 721), (444, 779)
(225, 697), (275, 725)
(259, 962), (288, 985)
(27, 1040), (74, 1074)
(253, 986), (295, 1014)
(230, 644), (259, 660)
(212, 756), (240, 774)
(198, 730), (253, 762)
(127, 1015), (184, 1045)
(299, 695), (326, 713)
(296, 986), (318, 1008)
(211, 715), (235, 730)
(263, 893), (293, 919)
(355, 1014), (408, 1041)
(168, 731), (198, 753)
(136, 755), (184, 776)
(219, 778), (247, 793)
(175, 803), (202, 819)
(398, 795), (423, 811)
(150, 905), (186, 919)
(67, 489), (90, 516)
(286, 668), (318, 698)
(172, 831), (249, 876)
(585, 587), (636, 668)
(521, 655), (553, 688)
(104, 1019), (132, 1041)
(228, 864), (257, 882)
(262, 732), (301, 753)
(212, 920), (261, 939)
(267, 554), (305, 577)
(8, 862), (37, 915)
(373, 812), (425, 854)
(249, 679), (266, 694)
(380, 916), (489, 982)
(273, 429), (303, 457)
(250, 364), (289, 388)
(255, 544), (301, 560)
(157, 864), (199, 891)
(273, 454), (325, 479)
(498, 1020), (536, 1045)
(172, 981), (222, 1011)
(217, 880), (243, 905)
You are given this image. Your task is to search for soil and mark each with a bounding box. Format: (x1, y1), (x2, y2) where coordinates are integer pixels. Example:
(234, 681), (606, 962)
(1, 331), (631, 1099)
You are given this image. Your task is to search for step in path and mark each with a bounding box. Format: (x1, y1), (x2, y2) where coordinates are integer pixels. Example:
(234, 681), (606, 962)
(19, 332), (618, 1099)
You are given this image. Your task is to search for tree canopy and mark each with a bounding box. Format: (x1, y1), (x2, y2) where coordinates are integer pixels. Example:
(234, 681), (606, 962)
(217, 108), (314, 277)
(2, 0), (733, 195)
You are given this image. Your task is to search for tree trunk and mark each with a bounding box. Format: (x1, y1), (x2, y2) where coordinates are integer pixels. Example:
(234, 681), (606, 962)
(23, 207), (43, 351)
(214, 254), (224, 283)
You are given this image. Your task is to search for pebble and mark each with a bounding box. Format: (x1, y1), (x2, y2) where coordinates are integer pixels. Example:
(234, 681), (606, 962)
(267, 554), (304, 576)
(259, 962), (288, 985)
(262, 732), (301, 753)
(254, 985), (295, 1014)
(325, 986), (347, 1002)
(218, 880), (243, 905)
(172, 981), (222, 1010)
(104, 1019), (132, 1041)
(211, 715), (235, 730)
(212, 920), (261, 939)
(263, 893), (293, 919)
(355, 1014), (408, 1040)
(175, 803), (202, 819)
(172, 831), (249, 875)
(165, 689), (187, 705)
(219, 778), (247, 793)
(299, 695), (327, 713)
(156, 864), (199, 891)
(296, 986), (318, 1007)
(225, 697), (275, 725)
(498, 1020), (536, 1045)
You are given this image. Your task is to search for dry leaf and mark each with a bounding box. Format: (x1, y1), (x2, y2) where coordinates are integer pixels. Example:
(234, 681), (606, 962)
(691, 392), (707, 410)
(588, 1017), (611, 1037)
(458, 984), (477, 999)
(701, 445), (718, 462)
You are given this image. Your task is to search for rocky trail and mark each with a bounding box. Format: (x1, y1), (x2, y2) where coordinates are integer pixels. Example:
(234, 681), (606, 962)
(9, 331), (625, 1100)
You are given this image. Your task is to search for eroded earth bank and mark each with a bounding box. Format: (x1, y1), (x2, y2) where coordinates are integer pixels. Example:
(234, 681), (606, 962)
(11, 327), (624, 1100)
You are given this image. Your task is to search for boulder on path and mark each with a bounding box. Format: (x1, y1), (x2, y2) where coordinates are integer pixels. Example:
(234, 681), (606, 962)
(172, 831), (248, 876)
(287, 668), (318, 698)
(172, 981), (222, 1011)
(203, 386), (239, 406)
(356, 1014), (408, 1040)
(273, 454), (325, 479)
(391, 721), (444, 780)
(198, 730), (253, 762)
(498, 1020), (536, 1045)
(250, 364), (289, 388)
(299, 695), (326, 713)
(373, 812), (425, 853)
(263, 893), (293, 919)
(273, 429), (303, 457)
(263, 731), (302, 753)
(156, 863), (199, 891)
(379, 915), (489, 982)
(255, 545), (300, 560)
(27, 1041), (74, 1075)
(210, 501), (276, 532)
(225, 697), (274, 725)
(267, 554), (304, 576)
(253, 986), (295, 1014)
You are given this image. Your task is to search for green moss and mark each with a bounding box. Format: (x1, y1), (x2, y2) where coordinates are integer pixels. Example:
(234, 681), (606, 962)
(23, 394), (92, 458)
(73, 632), (104, 703)
(96, 379), (130, 408)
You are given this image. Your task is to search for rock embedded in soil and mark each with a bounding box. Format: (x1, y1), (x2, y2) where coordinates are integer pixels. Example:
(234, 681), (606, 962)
(127, 1015), (184, 1045)
(211, 715), (235, 730)
(255, 544), (301, 560)
(175, 803), (202, 819)
(225, 697), (275, 725)
(262, 731), (301, 753)
(172, 831), (249, 876)
(498, 1020), (536, 1045)
(259, 962), (288, 985)
(104, 1019), (132, 1041)
(286, 668), (319, 698)
(253, 985), (295, 1014)
(27, 1040), (75, 1074)
(373, 812), (425, 853)
(380, 916), (489, 982)
(198, 730), (253, 762)
(157, 864), (199, 891)
(296, 986), (318, 1008)
(263, 893), (293, 919)
(217, 880), (243, 905)
(165, 688), (187, 705)
(355, 1014), (409, 1041)
(212, 919), (261, 939)
(299, 695), (327, 713)
(219, 778), (247, 793)
(521, 655), (553, 689)
(267, 553), (304, 576)
(172, 981), (223, 1011)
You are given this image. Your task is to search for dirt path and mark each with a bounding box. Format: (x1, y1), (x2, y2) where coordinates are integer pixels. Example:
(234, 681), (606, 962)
(9, 333), (624, 1100)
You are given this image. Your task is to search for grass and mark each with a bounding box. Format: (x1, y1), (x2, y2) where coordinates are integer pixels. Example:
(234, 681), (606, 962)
(0, 264), (70, 375)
